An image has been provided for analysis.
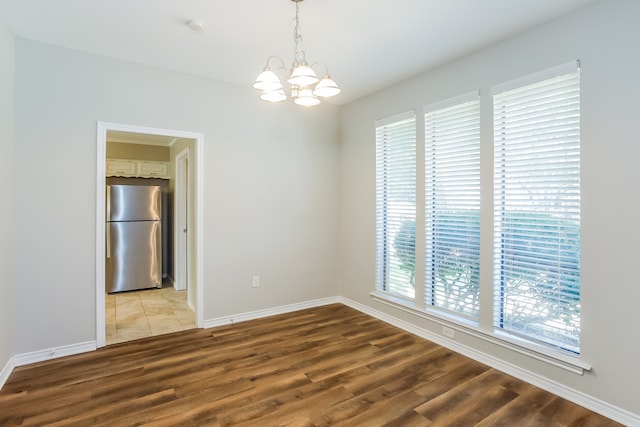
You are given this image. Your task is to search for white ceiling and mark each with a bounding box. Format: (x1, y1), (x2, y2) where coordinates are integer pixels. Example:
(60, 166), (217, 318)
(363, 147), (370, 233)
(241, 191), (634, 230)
(0, 0), (600, 105)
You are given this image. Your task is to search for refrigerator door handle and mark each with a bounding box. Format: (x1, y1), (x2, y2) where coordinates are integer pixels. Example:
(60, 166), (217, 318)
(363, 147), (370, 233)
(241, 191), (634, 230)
(106, 185), (111, 220)
(106, 186), (111, 258)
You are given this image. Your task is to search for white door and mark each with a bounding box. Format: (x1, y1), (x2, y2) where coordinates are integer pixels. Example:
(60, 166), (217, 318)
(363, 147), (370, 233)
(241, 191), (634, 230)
(175, 148), (189, 292)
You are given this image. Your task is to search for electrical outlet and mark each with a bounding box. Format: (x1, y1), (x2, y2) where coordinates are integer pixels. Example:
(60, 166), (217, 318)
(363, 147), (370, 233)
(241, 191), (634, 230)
(252, 275), (260, 288)
(442, 326), (455, 339)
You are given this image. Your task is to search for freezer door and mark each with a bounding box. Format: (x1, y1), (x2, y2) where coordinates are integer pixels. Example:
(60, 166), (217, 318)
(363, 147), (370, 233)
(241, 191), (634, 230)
(107, 185), (161, 221)
(106, 221), (162, 293)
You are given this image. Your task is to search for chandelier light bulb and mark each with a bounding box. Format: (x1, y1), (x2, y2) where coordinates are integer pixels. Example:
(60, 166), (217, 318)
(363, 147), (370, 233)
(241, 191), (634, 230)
(260, 89), (287, 103)
(287, 64), (319, 88)
(253, 69), (283, 92)
(313, 76), (341, 98)
(294, 88), (321, 107)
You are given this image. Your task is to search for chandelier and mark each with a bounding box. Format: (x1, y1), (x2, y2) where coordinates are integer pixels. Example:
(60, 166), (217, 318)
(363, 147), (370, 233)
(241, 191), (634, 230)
(252, 0), (341, 106)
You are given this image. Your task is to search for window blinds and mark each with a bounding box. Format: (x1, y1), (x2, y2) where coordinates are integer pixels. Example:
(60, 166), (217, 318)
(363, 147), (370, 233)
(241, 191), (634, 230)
(493, 63), (581, 353)
(424, 95), (481, 318)
(375, 112), (417, 299)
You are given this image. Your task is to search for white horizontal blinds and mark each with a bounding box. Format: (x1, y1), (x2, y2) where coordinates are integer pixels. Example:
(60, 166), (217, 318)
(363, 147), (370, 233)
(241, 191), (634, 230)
(375, 112), (417, 299)
(424, 95), (481, 318)
(493, 64), (581, 353)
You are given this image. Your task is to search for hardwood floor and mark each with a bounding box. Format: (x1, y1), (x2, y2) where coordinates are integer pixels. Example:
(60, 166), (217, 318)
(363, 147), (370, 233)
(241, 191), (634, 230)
(0, 304), (621, 426)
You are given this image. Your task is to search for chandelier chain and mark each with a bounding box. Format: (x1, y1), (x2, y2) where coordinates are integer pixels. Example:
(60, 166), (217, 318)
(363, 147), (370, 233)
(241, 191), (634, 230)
(292, 0), (306, 66)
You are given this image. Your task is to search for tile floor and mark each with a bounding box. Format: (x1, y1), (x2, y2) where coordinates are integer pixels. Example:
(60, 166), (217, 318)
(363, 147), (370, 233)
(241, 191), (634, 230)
(105, 286), (196, 345)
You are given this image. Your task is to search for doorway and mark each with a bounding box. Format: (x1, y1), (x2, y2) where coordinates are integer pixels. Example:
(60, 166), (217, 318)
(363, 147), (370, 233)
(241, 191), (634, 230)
(96, 122), (204, 348)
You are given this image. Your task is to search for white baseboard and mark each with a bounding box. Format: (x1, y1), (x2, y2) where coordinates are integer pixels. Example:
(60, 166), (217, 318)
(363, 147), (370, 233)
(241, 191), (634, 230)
(338, 296), (640, 427)
(0, 356), (15, 390)
(203, 296), (341, 329)
(0, 341), (96, 390)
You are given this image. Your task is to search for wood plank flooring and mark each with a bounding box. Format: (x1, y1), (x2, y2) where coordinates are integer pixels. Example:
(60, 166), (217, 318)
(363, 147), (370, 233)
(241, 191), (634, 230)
(0, 304), (622, 426)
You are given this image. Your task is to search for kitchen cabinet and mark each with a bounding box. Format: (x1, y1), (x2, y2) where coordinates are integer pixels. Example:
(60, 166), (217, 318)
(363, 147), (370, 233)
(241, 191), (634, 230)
(106, 159), (136, 177)
(137, 161), (169, 178)
(106, 158), (170, 179)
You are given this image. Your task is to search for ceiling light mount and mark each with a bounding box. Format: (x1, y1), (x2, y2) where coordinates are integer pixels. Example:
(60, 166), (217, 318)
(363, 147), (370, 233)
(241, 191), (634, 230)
(252, 0), (340, 106)
(186, 19), (204, 32)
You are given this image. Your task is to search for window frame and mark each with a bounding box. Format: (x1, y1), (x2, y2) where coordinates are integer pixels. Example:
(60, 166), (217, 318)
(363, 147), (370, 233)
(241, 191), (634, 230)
(423, 92), (481, 321)
(375, 111), (417, 300)
(492, 61), (581, 354)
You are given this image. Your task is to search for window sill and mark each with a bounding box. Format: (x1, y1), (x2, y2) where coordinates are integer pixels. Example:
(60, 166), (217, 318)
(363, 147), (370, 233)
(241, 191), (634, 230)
(370, 290), (591, 375)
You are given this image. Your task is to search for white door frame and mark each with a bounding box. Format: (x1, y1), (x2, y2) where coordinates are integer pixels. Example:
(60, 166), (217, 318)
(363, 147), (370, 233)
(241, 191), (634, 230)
(95, 121), (205, 348)
(174, 147), (189, 293)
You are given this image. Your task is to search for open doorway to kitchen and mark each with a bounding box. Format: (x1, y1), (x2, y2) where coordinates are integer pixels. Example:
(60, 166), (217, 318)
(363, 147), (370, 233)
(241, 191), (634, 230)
(96, 122), (204, 348)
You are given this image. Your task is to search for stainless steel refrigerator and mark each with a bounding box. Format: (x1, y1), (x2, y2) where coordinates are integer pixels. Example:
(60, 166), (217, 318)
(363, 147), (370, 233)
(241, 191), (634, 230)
(106, 185), (162, 293)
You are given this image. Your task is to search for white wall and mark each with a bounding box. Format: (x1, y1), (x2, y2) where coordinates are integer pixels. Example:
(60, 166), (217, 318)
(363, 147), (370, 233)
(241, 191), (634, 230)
(12, 39), (340, 353)
(339, 0), (640, 417)
(0, 20), (14, 370)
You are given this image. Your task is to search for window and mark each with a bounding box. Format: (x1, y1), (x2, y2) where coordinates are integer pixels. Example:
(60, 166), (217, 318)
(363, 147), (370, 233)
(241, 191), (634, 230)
(424, 95), (481, 319)
(493, 62), (581, 353)
(376, 112), (416, 299)
(372, 62), (583, 369)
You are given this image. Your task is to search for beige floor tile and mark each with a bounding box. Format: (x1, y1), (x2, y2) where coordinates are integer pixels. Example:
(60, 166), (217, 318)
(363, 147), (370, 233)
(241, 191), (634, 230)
(105, 295), (116, 309)
(106, 304), (116, 319)
(106, 285), (195, 346)
(174, 310), (197, 328)
(116, 305), (145, 322)
(149, 318), (184, 336)
(105, 323), (116, 338)
(141, 303), (174, 316)
(179, 319), (197, 329)
(115, 328), (152, 342)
